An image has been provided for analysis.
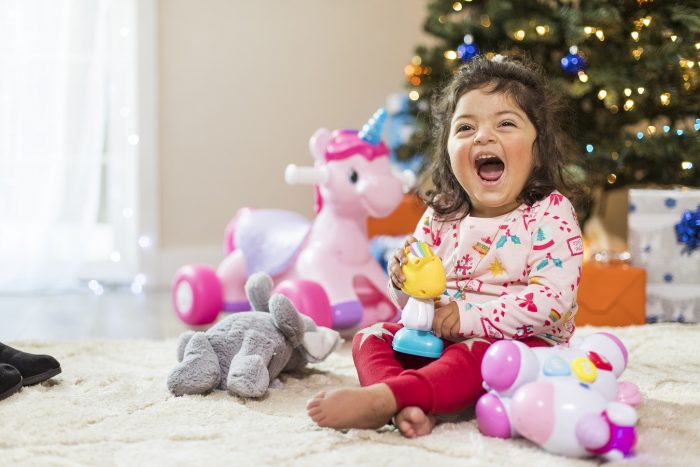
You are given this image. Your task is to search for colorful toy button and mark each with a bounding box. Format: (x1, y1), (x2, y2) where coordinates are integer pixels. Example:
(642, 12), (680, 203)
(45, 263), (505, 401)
(543, 356), (571, 377)
(586, 351), (613, 371)
(571, 356), (597, 383)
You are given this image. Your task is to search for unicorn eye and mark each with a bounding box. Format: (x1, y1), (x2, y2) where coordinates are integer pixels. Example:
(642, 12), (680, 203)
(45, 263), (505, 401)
(348, 169), (359, 184)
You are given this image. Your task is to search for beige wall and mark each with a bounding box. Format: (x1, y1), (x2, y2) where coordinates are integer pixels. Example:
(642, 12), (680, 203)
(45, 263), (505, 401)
(158, 0), (429, 249)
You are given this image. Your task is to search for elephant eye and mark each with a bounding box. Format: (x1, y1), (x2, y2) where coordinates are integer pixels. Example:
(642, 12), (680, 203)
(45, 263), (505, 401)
(348, 169), (359, 184)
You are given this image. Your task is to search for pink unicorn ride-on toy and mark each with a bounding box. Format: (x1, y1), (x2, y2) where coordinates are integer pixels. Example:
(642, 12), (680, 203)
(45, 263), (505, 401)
(476, 332), (642, 460)
(173, 109), (415, 330)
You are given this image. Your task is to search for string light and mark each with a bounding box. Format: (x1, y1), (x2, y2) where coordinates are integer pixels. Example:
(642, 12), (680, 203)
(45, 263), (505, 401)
(411, 56), (421, 65)
(647, 125), (656, 135)
(595, 30), (605, 41)
(536, 25), (548, 36)
(660, 92), (671, 105)
(682, 162), (694, 170)
(631, 31), (640, 41)
(611, 152), (619, 161)
(610, 105), (619, 114)
(480, 15), (491, 27)
(88, 280), (104, 296)
(444, 50), (458, 60)
(637, 132), (644, 140)
(637, 87), (645, 94)
(409, 91), (420, 101)
(632, 47), (644, 60)
(663, 125), (671, 133)
(670, 35), (678, 42)
(584, 26), (594, 35)
(676, 129), (685, 136)
(514, 30), (525, 41)
(138, 235), (152, 249)
(607, 174), (617, 184)
(586, 144), (594, 153)
(642, 16), (652, 27)
(624, 88), (632, 97)
(578, 71), (588, 83)
(131, 273), (147, 295)
(452, 2), (463, 12)
(624, 99), (635, 110)
(597, 90), (607, 100)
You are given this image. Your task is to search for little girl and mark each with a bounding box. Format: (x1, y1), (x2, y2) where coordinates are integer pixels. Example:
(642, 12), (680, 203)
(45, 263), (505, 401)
(307, 55), (585, 437)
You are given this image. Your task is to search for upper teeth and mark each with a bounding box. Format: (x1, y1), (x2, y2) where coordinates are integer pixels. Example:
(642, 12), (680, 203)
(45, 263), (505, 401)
(476, 154), (499, 161)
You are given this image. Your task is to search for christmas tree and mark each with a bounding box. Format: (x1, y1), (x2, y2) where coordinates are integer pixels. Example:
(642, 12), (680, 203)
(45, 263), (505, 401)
(400, 0), (700, 196)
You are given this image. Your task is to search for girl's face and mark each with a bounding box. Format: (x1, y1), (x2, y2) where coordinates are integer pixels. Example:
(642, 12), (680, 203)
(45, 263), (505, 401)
(447, 87), (537, 218)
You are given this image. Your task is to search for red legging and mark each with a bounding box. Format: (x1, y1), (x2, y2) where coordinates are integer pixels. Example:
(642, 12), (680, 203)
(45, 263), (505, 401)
(352, 322), (551, 415)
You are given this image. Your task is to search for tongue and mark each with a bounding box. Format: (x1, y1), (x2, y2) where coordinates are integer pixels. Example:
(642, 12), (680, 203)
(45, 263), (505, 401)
(478, 161), (504, 181)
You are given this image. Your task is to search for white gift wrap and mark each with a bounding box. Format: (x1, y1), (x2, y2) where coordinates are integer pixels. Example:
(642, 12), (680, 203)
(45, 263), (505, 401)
(628, 189), (700, 323)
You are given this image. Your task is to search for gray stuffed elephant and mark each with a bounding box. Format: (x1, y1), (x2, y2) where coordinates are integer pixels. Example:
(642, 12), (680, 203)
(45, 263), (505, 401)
(167, 272), (342, 398)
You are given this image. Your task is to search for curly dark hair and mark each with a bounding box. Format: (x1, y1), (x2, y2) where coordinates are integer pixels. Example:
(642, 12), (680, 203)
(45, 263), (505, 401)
(421, 54), (585, 220)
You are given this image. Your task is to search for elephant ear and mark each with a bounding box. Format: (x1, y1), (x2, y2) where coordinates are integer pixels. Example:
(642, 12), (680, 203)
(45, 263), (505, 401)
(245, 272), (274, 312)
(268, 294), (305, 347)
(301, 327), (342, 363)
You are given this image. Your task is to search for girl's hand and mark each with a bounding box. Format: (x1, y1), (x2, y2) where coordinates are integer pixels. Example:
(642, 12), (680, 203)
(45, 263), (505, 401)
(433, 302), (461, 341)
(388, 235), (417, 290)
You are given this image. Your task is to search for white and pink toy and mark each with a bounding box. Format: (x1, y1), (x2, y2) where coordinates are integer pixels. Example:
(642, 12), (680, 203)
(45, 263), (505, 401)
(172, 109), (414, 330)
(476, 332), (642, 460)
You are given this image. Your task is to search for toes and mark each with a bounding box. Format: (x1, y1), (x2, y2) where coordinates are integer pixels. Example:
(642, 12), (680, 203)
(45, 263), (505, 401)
(305, 391), (325, 409)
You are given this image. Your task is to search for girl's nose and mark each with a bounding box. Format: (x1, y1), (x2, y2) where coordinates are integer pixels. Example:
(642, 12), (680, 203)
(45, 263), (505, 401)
(474, 128), (496, 145)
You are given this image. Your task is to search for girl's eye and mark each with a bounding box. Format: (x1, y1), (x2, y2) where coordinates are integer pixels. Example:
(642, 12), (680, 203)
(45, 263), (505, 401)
(455, 124), (473, 133)
(499, 120), (516, 127)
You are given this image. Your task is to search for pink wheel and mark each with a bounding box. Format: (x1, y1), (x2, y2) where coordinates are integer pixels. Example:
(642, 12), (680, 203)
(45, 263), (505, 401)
(274, 279), (333, 328)
(172, 265), (223, 325)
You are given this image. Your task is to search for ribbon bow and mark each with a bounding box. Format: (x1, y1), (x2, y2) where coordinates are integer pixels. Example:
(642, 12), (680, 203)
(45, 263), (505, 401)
(675, 208), (700, 254)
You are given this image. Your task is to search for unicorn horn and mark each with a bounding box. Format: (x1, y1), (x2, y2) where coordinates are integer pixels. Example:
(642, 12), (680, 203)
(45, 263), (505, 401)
(358, 108), (388, 145)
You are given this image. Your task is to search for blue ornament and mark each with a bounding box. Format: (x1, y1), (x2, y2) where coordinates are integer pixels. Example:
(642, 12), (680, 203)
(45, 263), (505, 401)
(560, 52), (586, 75)
(674, 208), (700, 254)
(457, 42), (479, 62)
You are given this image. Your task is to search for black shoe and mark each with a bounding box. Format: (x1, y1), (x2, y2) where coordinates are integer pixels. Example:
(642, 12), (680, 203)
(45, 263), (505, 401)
(0, 342), (61, 386)
(0, 364), (23, 401)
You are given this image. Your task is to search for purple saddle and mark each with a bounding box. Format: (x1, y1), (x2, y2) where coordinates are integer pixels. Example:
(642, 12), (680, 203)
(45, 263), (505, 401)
(234, 209), (311, 276)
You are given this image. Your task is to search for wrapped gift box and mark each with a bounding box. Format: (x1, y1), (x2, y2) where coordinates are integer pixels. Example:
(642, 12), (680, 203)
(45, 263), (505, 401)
(576, 262), (646, 326)
(368, 194), (425, 238)
(628, 188), (700, 323)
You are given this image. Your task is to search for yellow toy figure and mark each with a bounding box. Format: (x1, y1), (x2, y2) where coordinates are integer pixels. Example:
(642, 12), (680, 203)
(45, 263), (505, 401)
(392, 241), (447, 358)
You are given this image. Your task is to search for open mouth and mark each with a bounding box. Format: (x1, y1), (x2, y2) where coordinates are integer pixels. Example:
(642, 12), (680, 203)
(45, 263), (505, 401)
(475, 155), (505, 182)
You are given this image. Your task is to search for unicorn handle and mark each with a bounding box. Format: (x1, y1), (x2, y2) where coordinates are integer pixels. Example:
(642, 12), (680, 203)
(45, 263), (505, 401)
(284, 164), (329, 186)
(394, 169), (416, 194)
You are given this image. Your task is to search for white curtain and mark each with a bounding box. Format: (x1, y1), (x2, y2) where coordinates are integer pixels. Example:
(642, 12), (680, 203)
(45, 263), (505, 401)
(0, 0), (137, 292)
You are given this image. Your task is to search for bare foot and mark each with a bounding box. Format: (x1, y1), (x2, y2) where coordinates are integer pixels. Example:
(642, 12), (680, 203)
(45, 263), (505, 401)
(394, 406), (437, 438)
(306, 384), (397, 429)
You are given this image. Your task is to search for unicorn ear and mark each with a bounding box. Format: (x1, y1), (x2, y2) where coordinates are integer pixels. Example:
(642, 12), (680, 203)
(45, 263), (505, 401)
(309, 128), (331, 163)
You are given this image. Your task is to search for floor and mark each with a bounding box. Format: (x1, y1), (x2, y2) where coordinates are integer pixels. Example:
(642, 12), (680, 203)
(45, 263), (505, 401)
(0, 289), (191, 341)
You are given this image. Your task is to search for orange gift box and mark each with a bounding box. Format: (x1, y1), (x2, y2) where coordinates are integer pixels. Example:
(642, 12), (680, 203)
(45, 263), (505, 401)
(576, 262), (646, 326)
(368, 194), (425, 238)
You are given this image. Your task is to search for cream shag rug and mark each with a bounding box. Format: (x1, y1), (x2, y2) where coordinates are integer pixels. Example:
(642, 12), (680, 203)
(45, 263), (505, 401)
(1, 324), (699, 467)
